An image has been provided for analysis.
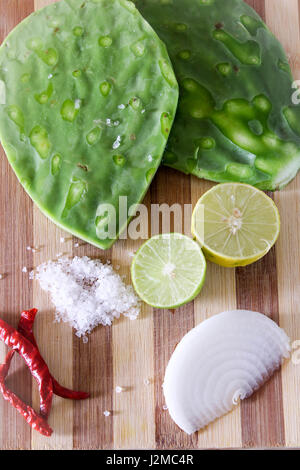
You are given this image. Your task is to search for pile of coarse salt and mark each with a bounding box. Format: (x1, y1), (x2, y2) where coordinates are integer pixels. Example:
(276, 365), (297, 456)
(30, 256), (140, 340)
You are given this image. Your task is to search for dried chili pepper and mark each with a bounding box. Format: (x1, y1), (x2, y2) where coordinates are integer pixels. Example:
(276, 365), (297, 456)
(0, 350), (53, 437)
(0, 318), (53, 419)
(18, 309), (89, 400)
(0, 309), (89, 437)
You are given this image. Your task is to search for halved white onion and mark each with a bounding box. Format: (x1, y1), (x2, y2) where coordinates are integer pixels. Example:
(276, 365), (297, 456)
(163, 310), (291, 434)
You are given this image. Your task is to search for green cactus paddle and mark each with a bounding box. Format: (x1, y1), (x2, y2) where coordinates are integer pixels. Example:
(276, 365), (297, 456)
(0, 0), (178, 249)
(136, 0), (300, 190)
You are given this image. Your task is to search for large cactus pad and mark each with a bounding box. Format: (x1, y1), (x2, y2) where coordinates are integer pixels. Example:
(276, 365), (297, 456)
(136, 0), (300, 190)
(0, 0), (178, 249)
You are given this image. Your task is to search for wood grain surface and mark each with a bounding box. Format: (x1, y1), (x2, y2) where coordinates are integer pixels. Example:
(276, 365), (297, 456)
(0, 0), (300, 450)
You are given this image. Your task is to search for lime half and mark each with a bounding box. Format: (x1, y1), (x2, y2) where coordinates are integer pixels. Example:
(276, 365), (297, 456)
(192, 183), (280, 267)
(131, 233), (206, 309)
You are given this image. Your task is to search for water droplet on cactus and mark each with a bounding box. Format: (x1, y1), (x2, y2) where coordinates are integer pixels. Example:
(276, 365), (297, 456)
(196, 137), (216, 149)
(283, 106), (300, 135)
(178, 50), (191, 60)
(159, 60), (177, 87)
(99, 81), (112, 97)
(226, 162), (254, 179)
(73, 26), (84, 37)
(181, 79), (214, 119)
(182, 78), (198, 92)
(252, 94), (272, 114)
(161, 112), (172, 138)
(113, 154), (126, 167)
(27, 37), (43, 51)
(86, 127), (101, 145)
(6, 105), (24, 128)
(43, 48), (59, 66)
(27, 37), (58, 66)
(72, 69), (82, 78)
(213, 29), (261, 66)
(254, 157), (276, 175)
(63, 178), (87, 217)
(51, 154), (61, 175)
(98, 36), (113, 47)
(35, 83), (53, 104)
(216, 62), (232, 76)
(174, 23), (187, 32)
(129, 97), (141, 110)
(240, 14), (263, 36)
(131, 40), (145, 57)
(60, 99), (79, 122)
(30, 125), (51, 159)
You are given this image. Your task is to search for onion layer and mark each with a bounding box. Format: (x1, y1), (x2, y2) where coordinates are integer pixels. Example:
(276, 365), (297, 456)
(163, 310), (291, 434)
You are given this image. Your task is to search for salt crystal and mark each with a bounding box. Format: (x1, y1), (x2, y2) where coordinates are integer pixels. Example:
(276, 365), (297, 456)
(32, 256), (140, 338)
(103, 410), (111, 417)
(141, 109), (145, 114)
(118, 104), (125, 109)
(56, 253), (63, 258)
(22, 267), (27, 273)
(112, 135), (121, 150)
(48, 73), (53, 79)
(0, 274), (3, 280)
(74, 99), (81, 109)
(26, 246), (32, 251)
(162, 405), (168, 411)
(144, 378), (150, 386)
(115, 386), (123, 393)
(147, 155), (153, 162)
(60, 237), (65, 243)
(74, 242), (79, 248)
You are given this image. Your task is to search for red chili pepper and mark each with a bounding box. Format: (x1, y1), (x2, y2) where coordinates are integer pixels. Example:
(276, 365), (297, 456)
(0, 318), (53, 419)
(0, 351), (53, 437)
(18, 309), (89, 400)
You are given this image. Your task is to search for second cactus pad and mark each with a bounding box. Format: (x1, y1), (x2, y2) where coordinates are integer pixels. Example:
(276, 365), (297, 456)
(136, 0), (300, 190)
(0, 0), (178, 249)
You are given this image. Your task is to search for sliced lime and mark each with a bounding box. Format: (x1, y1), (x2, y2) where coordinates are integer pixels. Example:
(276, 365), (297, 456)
(192, 183), (280, 267)
(131, 233), (206, 309)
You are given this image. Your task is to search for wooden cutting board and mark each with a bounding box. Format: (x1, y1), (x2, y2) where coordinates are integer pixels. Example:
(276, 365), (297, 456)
(0, 0), (300, 450)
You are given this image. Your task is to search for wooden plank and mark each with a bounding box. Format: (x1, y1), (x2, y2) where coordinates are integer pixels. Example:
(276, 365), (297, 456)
(246, 0), (265, 18)
(31, 214), (74, 450)
(266, 0), (300, 448)
(236, 248), (285, 448)
(31, 0), (73, 451)
(0, 0), (34, 451)
(190, 178), (241, 449)
(73, 242), (114, 450)
(150, 168), (197, 450)
(112, 192), (156, 449)
(236, 0), (285, 449)
(0, 0), (300, 450)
